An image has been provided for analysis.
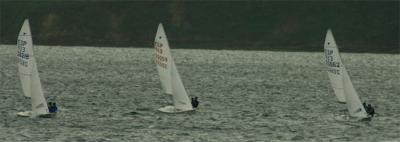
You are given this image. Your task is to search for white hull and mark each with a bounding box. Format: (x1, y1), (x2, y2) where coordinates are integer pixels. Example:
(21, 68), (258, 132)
(334, 114), (371, 122)
(17, 111), (56, 118)
(158, 106), (194, 113)
(17, 111), (32, 117)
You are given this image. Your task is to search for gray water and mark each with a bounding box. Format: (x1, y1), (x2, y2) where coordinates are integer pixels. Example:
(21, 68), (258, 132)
(0, 45), (399, 142)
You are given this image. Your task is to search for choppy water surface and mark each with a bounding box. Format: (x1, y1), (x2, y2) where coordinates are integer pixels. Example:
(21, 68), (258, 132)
(0, 45), (399, 142)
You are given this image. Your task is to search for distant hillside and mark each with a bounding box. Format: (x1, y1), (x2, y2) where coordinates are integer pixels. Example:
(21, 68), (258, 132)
(0, 1), (398, 53)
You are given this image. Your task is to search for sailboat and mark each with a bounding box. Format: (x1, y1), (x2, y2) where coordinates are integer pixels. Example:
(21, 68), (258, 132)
(16, 19), (53, 118)
(324, 29), (368, 119)
(154, 23), (194, 113)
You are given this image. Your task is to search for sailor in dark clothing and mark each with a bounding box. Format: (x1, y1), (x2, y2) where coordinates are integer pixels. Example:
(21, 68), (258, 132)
(363, 102), (367, 110)
(48, 102), (53, 112)
(191, 96), (199, 108)
(366, 104), (375, 117)
(48, 102), (58, 113)
(52, 102), (58, 113)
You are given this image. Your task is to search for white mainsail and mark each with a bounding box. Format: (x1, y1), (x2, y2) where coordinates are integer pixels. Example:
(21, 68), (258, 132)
(17, 19), (34, 98)
(324, 29), (346, 103)
(342, 70), (368, 118)
(324, 29), (368, 119)
(154, 23), (173, 95)
(154, 23), (193, 113)
(17, 19), (49, 117)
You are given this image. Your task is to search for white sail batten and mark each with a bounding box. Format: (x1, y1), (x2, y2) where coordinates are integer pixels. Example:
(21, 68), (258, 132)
(154, 23), (193, 112)
(324, 29), (346, 103)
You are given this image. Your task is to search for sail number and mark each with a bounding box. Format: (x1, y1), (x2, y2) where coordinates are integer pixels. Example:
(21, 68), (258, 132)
(324, 49), (340, 75)
(17, 39), (29, 67)
(154, 41), (168, 69)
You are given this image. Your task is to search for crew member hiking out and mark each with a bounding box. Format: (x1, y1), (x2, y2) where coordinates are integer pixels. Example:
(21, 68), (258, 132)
(366, 104), (375, 117)
(48, 102), (58, 113)
(191, 96), (199, 108)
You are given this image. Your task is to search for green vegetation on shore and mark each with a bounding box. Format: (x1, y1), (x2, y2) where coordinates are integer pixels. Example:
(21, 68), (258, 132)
(1, 1), (398, 53)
